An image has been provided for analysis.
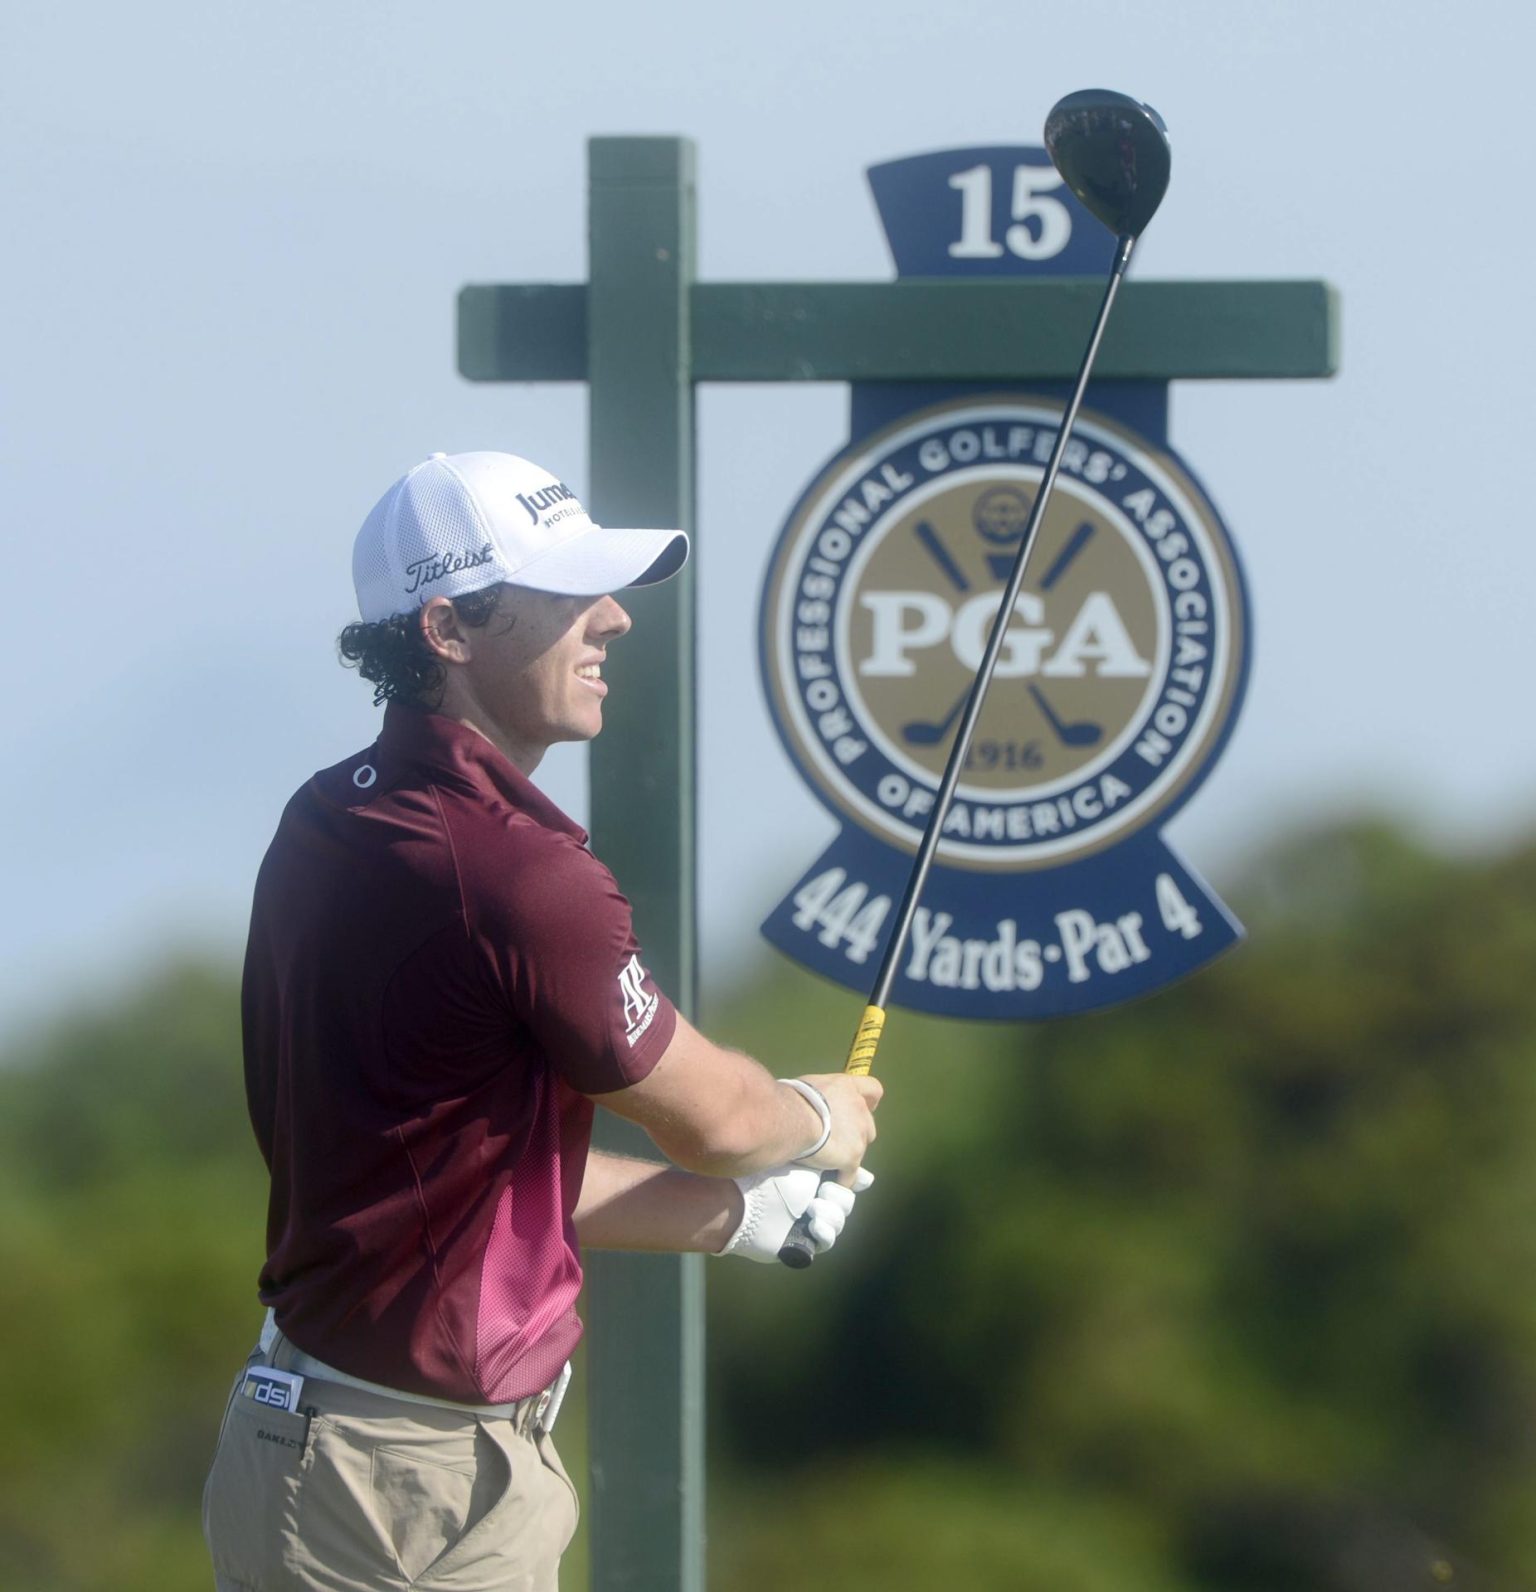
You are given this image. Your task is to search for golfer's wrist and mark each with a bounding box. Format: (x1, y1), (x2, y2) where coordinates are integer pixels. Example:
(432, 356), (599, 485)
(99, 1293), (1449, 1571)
(777, 1078), (832, 1162)
(713, 1176), (749, 1254)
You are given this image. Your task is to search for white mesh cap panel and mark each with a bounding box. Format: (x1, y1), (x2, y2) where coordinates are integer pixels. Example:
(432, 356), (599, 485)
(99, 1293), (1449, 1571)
(352, 455), (500, 622)
(392, 459), (501, 609)
(351, 488), (406, 623)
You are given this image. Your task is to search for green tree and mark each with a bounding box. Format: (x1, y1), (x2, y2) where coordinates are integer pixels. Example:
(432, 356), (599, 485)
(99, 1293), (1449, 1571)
(0, 965), (267, 1590)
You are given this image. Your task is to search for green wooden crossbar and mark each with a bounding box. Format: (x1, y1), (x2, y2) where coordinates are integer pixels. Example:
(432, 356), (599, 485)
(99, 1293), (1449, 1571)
(459, 278), (1339, 384)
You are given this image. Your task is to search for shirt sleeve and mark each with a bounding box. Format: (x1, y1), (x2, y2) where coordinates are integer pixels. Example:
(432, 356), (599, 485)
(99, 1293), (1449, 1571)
(464, 818), (677, 1095)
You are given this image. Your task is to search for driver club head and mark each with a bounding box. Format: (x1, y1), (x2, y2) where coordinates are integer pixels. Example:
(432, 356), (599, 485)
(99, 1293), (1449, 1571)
(1043, 89), (1171, 240)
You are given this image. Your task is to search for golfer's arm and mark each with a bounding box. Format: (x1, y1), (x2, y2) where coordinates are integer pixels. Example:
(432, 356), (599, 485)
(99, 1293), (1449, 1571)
(573, 1150), (743, 1253)
(592, 1012), (824, 1178)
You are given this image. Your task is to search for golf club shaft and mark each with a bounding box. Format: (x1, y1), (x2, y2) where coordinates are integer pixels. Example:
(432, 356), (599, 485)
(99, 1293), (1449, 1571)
(872, 230), (1134, 1018)
(778, 232), (1137, 1267)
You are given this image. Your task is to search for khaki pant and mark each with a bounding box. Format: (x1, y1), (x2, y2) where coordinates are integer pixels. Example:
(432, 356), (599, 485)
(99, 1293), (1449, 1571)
(203, 1339), (578, 1591)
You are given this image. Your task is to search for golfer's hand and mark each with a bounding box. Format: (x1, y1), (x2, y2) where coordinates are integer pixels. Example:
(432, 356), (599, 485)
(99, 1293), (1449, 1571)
(793, 1071), (882, 1173)
(717, 1166), (876, 1263)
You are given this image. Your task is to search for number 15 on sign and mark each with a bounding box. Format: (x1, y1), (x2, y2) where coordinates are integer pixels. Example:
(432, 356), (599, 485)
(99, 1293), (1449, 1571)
(948, 163), (1073, 262)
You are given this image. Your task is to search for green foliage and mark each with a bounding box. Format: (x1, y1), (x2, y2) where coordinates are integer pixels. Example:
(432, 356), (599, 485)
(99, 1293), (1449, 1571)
(712, 1460), (1185, 1592)
(4, 819), (1536, 1589)
(0, 964), (267, 1591)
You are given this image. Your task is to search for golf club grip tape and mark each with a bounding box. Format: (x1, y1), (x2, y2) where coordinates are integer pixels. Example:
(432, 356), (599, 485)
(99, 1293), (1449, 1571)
(845, 1005), (886, 1076)
(777, 1219), (818, 1268)
(779, 1005), (888, 1267)
(777, 1188), (824, 1268)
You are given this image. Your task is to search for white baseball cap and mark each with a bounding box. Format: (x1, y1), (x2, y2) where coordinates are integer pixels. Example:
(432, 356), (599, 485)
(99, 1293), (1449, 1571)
(352, 451), (690, 622)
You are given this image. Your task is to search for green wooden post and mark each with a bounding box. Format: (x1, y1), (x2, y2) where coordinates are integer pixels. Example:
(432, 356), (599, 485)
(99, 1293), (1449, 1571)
(582, 136), (705, 1592)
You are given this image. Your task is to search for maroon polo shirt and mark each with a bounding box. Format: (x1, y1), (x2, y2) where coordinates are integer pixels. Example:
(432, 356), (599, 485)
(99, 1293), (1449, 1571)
(242, 704), (675, 1403)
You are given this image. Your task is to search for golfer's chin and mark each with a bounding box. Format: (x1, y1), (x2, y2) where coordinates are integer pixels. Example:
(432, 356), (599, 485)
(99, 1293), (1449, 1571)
(553, 705), (605, 747)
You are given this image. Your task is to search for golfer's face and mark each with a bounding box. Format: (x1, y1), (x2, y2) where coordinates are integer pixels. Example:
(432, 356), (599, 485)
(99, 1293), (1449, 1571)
(471, 588), (632, 768)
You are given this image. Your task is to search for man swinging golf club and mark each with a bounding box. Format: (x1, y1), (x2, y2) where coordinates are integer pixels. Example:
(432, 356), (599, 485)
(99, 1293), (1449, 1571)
(203, 450), (881, 1591)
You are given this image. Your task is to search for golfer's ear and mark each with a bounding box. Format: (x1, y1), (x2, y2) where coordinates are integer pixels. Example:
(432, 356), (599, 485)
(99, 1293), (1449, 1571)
(420, 598), (471, 663)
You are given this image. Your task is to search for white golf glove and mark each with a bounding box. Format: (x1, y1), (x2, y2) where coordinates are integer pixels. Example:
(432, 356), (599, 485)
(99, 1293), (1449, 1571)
(716, 1166), (876, 1263)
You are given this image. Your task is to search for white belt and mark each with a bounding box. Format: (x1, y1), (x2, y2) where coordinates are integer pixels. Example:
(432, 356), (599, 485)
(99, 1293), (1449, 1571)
(258, 1309), (571, 1430)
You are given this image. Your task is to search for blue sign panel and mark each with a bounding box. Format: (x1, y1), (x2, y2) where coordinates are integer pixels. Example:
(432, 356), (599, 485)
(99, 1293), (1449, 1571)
(758, 149), (1250, 1019)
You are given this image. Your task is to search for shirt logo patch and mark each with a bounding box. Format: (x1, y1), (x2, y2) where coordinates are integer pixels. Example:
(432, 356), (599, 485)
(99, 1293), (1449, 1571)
(617, 954), (660, 1047)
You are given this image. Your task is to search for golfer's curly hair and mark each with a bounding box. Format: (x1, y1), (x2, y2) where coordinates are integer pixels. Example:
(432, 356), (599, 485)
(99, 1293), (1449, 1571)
(337, 585), (509, 707)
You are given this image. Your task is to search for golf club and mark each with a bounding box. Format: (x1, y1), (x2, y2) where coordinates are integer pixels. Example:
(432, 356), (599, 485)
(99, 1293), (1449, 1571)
(779, 88), (1171, 1267)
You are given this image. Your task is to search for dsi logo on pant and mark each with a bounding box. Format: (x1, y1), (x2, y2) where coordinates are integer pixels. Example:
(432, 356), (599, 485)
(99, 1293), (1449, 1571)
(240, 1368), (305, 1414)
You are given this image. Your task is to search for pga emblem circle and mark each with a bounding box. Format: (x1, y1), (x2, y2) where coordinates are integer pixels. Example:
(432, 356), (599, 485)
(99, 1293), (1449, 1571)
(760, 397), (1249, 872)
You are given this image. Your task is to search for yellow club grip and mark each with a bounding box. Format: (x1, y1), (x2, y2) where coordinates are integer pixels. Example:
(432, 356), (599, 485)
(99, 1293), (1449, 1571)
(845, 1005), (886, 1076)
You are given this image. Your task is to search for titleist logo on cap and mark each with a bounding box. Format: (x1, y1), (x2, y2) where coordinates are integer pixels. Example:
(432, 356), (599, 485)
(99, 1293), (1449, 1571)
(404, 543), (495, 595)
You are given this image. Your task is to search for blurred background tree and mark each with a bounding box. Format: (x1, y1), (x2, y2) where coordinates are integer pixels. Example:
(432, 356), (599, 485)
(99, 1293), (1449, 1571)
(3, 818), (1534, 1590)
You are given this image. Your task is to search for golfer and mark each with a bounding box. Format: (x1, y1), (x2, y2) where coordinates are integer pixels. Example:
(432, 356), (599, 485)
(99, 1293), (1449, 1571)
(203, 451), (881, 1591)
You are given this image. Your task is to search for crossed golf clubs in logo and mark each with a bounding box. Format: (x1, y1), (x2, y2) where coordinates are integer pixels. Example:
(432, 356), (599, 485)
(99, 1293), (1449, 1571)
(903, 504), (1103, 750)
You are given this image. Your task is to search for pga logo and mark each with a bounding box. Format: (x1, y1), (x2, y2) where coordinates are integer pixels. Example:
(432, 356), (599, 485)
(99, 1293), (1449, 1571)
(761, 397), (1247, 873)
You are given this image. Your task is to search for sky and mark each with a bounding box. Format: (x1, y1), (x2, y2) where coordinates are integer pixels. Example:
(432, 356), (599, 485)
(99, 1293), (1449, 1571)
(3, 0), (1533, 1041)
